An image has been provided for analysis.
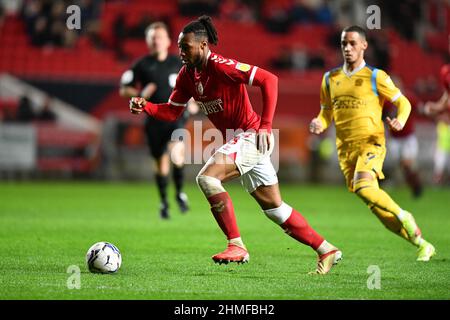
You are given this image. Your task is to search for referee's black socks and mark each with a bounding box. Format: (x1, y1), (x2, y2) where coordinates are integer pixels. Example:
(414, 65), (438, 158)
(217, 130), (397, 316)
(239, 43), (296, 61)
(155, 174), (169, 205)
(173, 166), (185, 196)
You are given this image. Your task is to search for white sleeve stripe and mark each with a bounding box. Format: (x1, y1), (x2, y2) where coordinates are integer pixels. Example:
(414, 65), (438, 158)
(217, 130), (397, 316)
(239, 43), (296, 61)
(391, 92), (402, 103)
(168, 99), (187, 107)
(320, 104), (331, 110)
(249, 66), (258, 86)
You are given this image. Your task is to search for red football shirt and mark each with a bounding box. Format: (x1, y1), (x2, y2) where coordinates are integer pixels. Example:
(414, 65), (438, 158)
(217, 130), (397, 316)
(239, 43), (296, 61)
(440, 64), (450, 91)
(169, 51), (261, 136)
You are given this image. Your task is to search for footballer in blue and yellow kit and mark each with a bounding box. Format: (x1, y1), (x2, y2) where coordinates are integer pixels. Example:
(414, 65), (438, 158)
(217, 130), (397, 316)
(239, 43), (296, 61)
(309, 25), (435, 262)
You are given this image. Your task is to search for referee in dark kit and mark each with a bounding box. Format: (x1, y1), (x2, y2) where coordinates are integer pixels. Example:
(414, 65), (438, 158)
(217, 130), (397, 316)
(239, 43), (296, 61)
(120, 21), (191, 219)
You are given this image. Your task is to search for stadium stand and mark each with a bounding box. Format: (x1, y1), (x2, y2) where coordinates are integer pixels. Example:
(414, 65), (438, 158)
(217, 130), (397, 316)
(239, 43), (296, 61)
(0, 1), (445, 103)
(0, 0), (447, 178)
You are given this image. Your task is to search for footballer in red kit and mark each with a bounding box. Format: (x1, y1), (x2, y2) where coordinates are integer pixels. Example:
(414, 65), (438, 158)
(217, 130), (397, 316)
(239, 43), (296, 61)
(384, 97), (423, 198)
(424, 64), (450, 117)
(423, 63), (450, 184)
(129, 15), (342, 274)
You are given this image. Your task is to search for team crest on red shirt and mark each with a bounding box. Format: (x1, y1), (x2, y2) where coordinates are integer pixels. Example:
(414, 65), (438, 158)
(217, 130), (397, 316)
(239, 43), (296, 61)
(196, 81), (204, 96)
(236, 62), (251, 72)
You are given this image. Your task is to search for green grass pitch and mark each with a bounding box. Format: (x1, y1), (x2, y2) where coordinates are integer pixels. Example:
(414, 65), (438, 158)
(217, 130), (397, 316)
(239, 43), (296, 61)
(0, 181), (449, 299)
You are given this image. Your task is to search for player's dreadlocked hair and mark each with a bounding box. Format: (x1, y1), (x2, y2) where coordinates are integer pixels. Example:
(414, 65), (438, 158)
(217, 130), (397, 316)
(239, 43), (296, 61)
(182, 15), (218, 45)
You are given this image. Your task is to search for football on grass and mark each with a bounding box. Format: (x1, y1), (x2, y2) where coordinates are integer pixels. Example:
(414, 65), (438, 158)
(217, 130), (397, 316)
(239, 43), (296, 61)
(86, 242), (122, 273)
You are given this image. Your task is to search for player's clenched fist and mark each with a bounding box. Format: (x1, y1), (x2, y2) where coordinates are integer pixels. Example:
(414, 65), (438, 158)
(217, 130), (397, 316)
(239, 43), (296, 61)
(386, 117), (404, 132)
(129, 97), (147, 114)
(309, 118), (324, 134)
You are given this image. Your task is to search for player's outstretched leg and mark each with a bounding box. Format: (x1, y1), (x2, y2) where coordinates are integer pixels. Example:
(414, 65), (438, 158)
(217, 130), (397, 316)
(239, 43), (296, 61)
(251, 185), (342, 274)
(368, 204), (409, 240)
(197, 175), (249, 264)
(354, 173), (436, 261)
(263, 202), (342, 274)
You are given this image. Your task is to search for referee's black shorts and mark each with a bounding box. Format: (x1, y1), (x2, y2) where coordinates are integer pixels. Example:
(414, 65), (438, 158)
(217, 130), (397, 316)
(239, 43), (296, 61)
(144, 116), (187, 159)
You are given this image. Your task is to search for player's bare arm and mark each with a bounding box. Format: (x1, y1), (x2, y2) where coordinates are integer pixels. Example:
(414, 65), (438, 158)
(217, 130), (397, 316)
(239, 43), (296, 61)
(119, 85), (140, 98)
(120, 81), (157, 99)
(139, 83), (157, 100)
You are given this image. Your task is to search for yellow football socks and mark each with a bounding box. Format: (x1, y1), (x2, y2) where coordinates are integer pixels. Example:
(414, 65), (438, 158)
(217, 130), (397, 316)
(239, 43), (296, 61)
(368, 204), (409, 241)
(355, 177), (424, 246)
(354, 178), (402, 215)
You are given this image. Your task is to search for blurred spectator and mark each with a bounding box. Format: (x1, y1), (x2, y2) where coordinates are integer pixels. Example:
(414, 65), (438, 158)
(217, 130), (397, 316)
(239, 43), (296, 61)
(113, 12), (126, 40)
(0, 3), (5, 29)
(291, 0), (333, 25)
(328, 0), (365, 28)
(22, 0), (65, 47)
(263, 0), (333, 33)
(313, 0), (333, 24)
(366, 30), (390, 71)
(79, 0), (103, 48)
(112, 12), (159, 60)
(22, 0), (42, 37)
(271, 46), (294, 70)
(112, 13), (157, 41)
(326, 24), (342, 48)
(307, 49), (326, 69)
(262, 0), (293, 33)
(21, 0), (102, 48)
(271, 45), (325, 71)
(219, 0), (257, 23)
(127, 14), (155, 38)
(29, 14), (50, 46)
(79, 0), (101, 22)
(16, 96), (35, 122)
(290, 0), (313, 24)
(48, 1), (69, 46)
(112, 13), (128, 60)
(291, 45), (309, 70)
(379, 0), (422, 41)
(37, 96), (57, 122)
(178, 0), (219, 16)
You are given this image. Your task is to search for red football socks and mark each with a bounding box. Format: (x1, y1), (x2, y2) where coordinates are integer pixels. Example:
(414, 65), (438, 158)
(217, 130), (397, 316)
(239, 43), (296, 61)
(281, 209), (324, 250)
(207, 192), (240, 240)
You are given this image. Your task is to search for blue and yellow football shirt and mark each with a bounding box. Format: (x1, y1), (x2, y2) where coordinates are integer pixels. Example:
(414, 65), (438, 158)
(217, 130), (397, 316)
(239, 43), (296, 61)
(318, 61), (405, 148)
